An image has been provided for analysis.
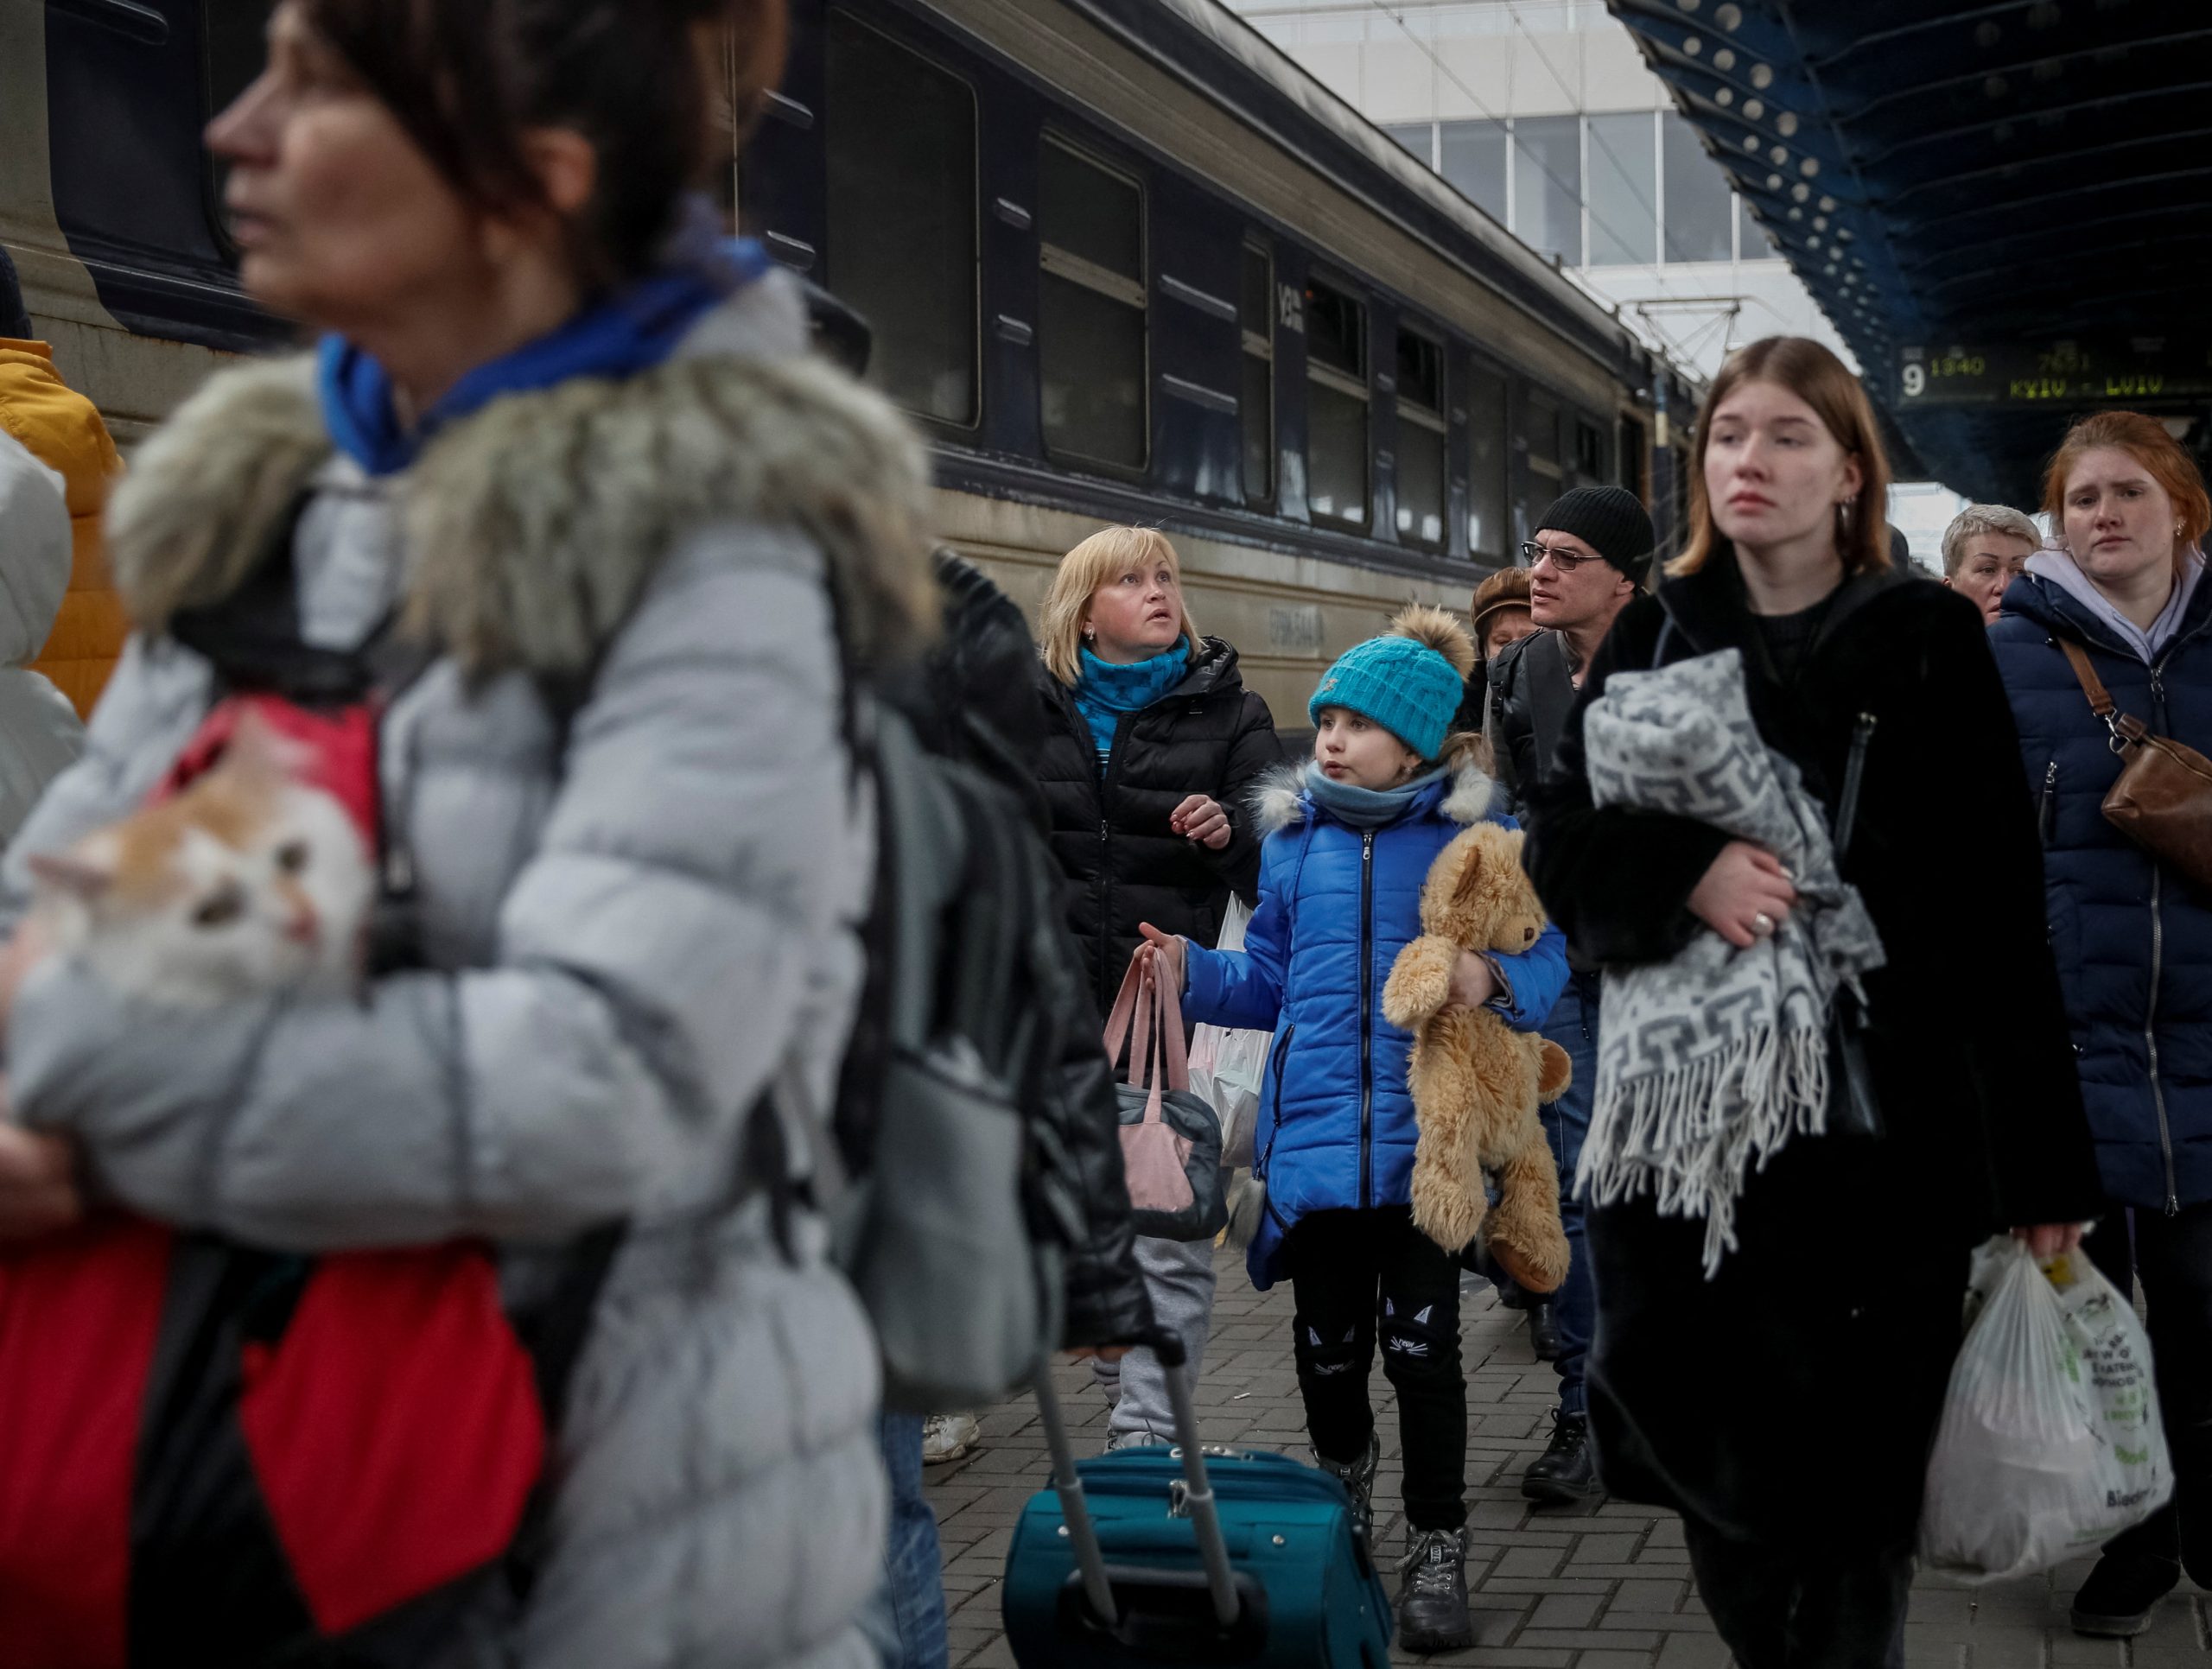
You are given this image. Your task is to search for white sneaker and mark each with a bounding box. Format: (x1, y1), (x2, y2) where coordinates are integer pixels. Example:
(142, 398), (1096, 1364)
(922, 1412), (980, 1466)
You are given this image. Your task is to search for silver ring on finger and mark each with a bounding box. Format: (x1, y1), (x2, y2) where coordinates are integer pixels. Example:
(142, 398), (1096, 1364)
(1752, 911), (1776, 938)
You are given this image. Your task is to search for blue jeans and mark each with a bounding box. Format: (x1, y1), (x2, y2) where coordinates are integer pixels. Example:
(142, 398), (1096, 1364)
(1541, 974), (1599, 1418)
(857, 1412), (948, 1669)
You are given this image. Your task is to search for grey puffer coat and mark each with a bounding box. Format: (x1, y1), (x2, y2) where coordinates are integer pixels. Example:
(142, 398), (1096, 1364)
(0, 275), (932, 1667)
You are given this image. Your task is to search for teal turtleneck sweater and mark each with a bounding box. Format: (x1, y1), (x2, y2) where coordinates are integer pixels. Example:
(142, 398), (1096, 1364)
(1073, 638), (1192, 769)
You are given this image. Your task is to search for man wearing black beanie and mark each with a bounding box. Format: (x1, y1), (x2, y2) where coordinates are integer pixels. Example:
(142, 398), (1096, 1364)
(1481, 484), (1654, 1506)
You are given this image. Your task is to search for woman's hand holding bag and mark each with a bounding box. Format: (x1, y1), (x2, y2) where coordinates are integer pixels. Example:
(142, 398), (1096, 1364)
(1105, 942), (1228, 1242)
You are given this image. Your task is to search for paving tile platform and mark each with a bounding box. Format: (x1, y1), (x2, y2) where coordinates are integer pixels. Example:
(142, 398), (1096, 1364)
(925, 1246), (2207, 1667)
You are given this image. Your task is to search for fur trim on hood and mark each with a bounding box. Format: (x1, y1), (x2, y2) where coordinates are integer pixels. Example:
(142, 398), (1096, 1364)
(105, 327), (937, 677)
(1249, 759), (1497, 837)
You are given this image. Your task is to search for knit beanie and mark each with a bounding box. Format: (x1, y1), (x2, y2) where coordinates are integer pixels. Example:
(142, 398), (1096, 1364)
(1536, 485), (1656, 581)
(1308, 605), (1476, 762)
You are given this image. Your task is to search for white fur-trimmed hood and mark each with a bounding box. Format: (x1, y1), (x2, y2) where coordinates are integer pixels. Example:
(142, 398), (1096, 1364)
(1249, 758), (1497, 836)
(104, 286), (937, 676)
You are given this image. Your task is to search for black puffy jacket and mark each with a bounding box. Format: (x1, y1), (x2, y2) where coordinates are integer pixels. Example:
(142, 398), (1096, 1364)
(913, 555), (1152, 1349)
(1035, 637), (1282, 1012)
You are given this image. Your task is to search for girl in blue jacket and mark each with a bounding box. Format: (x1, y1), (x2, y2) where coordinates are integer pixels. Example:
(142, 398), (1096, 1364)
(1139, 606), (1568, 1654)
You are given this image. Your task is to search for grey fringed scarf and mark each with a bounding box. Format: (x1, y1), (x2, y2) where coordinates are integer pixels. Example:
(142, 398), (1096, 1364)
(1575, 649), (1886, 1273)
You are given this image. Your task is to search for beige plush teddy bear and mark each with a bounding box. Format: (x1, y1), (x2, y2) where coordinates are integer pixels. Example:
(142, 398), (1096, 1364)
(1381, 821), (1573, 1291)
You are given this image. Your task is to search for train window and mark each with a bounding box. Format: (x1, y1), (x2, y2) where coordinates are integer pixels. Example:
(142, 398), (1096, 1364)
(1239, 245), (1274, 507)
(1526, 390), (1563, 493)
(825, 14), (979, 426)
(1466, 363), (1508, 561)
(1304, 280), (1368, 530)
(204, 0), (278, 239)
(1618, 415), (1649, 501)
(1039, 138), (1147, 470)
(1395, 329), (1446, 549)
(1573, 418), (1605, 484)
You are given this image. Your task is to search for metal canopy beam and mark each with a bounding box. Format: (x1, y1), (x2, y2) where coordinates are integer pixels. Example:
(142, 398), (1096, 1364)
(1608, 0), (2212, 505)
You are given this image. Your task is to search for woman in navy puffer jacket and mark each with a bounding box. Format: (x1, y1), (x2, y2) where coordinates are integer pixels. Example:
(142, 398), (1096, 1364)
(1989, 409), (2212, 1639)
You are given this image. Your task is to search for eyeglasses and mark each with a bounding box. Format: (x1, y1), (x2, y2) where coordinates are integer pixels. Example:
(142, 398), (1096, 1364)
(1521, 541), (1603, 573)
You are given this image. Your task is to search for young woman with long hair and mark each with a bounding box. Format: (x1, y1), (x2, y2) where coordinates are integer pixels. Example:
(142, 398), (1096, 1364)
(1523, 337), (2101, 1665)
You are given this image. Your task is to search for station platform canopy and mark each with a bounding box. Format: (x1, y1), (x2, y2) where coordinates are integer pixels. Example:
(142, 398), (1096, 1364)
(1607, 0), (2212, 509)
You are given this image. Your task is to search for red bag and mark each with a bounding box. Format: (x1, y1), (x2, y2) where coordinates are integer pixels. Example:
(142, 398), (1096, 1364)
(0, 1224), (554, 1666)
(0, 538), (615, 1664)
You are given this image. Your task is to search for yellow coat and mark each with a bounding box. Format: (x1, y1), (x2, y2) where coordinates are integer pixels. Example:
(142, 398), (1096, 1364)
(0, 340), (124, 717)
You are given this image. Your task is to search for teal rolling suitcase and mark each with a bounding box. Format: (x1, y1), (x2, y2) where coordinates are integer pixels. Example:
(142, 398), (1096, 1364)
(1001, 1337), (1392, 1666)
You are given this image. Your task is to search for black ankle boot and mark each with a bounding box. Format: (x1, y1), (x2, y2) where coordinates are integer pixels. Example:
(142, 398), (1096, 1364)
(1314, 1432), (1380, 1549)
(1395, 1526), (1473, 1653)
(1526, 1300), (1560, 1361)
(2069, 1548), (2180, 1637)
(1522, 1409), (1598, 1504)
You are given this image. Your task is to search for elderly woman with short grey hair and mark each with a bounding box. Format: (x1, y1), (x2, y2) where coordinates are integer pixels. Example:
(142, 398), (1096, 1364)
(1942, 503), (2042, 625)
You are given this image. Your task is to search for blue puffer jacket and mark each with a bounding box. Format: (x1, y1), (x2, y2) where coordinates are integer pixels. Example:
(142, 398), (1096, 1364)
(1184, 764), (1569, 1287)
(1989, 565), (2212, 1211)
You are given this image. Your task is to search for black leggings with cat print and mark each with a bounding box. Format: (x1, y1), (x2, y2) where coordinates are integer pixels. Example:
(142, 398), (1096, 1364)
(1284, 1205), (1465, 1532)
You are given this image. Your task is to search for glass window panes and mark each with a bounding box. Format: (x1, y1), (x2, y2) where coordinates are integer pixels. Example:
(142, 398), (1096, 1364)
(1306, 282), (1366, 381)
(826, 14), (978, 425)
(1039, 140), (1141, 278)
(1661, 113), (1732, 263)
(1466, 363), (1508, 560)
(1039, 277), (1147, 467)
(1586, 111), (1656, 266)
(1395, 327), (1445, 549)
(1738, 194), (1780, 260)
(1307, 383), (1369, 530)
(1038, 137), (1146, 468)
(1305, 279), (1368, 530)
(1573, 418), (1605, 485)
(1382, 123), (1433, 164)
(1240, 245), (1272, 339)
(1512, 116), (1582, 265)
(1241, 245), (1274, 507)
(1397, 422), (1446, 548)
(1395, 330), (1442, 413)
(1440, 119), (1509, 225)
(1526, 390), (1562, 484)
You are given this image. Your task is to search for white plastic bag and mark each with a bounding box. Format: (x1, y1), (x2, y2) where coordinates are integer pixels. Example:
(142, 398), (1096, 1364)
(1185, 897), (1272, 1169)
(1920, 1235), (2171, 1583)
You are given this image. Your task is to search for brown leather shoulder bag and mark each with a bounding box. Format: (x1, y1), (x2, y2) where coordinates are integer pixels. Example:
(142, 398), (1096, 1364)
(2060, 638), (2212, 890)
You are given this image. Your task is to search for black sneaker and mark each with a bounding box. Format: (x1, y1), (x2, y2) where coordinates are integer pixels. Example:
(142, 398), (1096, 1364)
(1395, 1526), (1473, 1653)
(2069, 1549), (2180, 1637)
(1522, 1410), (1599, 1504)
(1314, 1432), (1381, 1550)
(1526, 1300), (1560, 1361)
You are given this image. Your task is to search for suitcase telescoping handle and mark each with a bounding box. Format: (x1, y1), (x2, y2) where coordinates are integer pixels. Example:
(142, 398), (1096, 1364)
(1033, 1331), (1241, 1630)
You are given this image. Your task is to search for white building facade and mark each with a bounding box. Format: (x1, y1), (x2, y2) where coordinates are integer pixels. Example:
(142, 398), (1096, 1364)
(1222, 0), (1963, 555)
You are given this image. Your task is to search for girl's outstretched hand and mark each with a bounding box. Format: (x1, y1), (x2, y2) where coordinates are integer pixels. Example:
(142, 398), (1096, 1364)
(1135, 922), (1186, 993)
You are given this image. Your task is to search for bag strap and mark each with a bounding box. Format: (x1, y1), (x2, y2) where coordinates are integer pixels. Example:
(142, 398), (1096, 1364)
(2061, 638), (2149, 746)
(1102, 956), (1147, 1069)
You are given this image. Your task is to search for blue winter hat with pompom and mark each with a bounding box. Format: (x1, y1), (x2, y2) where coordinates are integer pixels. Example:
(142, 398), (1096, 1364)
(1307, 605), (1477, 761)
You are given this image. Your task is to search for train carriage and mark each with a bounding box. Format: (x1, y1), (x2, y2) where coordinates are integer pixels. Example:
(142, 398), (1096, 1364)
(3, 0), (1696, 721)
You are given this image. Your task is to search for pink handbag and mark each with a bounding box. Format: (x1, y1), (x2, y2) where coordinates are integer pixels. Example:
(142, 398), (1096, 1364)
(1103, 954), (1229, 1241)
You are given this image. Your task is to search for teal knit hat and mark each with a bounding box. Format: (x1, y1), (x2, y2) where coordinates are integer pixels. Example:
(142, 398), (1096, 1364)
(1307, 605), (1477, 761)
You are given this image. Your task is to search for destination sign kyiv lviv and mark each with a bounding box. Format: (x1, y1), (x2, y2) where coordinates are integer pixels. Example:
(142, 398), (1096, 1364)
(1894, 340), (2212, 407)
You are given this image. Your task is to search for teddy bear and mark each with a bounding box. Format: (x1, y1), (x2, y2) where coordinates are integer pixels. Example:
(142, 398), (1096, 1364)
(1380, 820), (1573, 1292)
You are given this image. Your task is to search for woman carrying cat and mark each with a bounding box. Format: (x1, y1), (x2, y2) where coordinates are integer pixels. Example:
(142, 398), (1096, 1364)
(0, 2), (914, 1664)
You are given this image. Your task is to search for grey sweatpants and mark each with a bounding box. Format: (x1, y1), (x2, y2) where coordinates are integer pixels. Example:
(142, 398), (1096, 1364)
(1090, 1233), (1217, 1444)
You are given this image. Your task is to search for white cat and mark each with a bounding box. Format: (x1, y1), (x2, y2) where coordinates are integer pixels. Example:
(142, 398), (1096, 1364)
(27, 717), (374, 1006)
